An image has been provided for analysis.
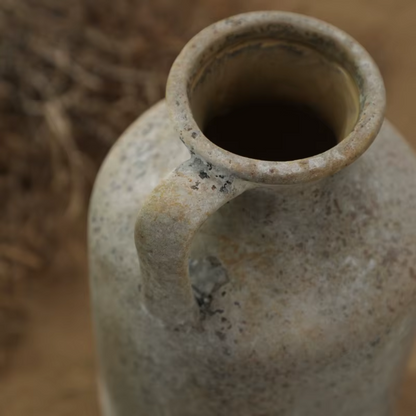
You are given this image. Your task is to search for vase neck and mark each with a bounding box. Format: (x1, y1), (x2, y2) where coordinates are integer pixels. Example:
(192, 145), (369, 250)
(166, 11), (385, 186)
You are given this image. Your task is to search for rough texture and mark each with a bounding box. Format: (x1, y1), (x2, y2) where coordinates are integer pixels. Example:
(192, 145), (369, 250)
(89, 103), (416, 415)
(89, 12), (416, 416)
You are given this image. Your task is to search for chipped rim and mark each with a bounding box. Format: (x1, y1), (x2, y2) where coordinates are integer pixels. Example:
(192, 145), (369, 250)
(166, 11), (386, 185)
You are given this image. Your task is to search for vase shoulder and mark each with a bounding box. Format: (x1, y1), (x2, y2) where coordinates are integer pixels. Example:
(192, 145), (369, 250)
(90, 98), (416, 342)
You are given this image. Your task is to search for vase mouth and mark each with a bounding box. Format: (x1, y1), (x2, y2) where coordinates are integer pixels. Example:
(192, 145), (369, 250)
(166, 11), (386, 185)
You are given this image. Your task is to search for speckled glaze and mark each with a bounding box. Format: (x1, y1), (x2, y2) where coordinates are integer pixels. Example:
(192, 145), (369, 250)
(89, 12), (416, 416)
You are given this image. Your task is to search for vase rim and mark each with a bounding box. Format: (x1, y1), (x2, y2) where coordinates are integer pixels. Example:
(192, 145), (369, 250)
(166, 11), (386, 185)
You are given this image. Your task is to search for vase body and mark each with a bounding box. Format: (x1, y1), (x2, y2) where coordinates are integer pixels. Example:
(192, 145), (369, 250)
(89, 12), (416, 416)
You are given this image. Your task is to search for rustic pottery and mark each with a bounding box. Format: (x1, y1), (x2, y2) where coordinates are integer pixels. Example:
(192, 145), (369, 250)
(89, 11), (416, 416)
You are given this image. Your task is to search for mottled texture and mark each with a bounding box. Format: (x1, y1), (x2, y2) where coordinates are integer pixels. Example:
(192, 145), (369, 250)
(89, 12), (416, 416)
(89, 103), (416, 416)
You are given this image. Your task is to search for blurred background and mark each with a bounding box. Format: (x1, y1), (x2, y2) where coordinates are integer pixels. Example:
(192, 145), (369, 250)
(0, 0), (415, 415)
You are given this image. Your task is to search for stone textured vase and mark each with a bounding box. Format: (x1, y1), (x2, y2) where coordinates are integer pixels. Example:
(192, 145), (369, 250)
(89, 12), (416, 416)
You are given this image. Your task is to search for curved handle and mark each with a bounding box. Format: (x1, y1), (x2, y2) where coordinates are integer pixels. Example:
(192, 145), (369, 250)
(135, 157), (251, 326)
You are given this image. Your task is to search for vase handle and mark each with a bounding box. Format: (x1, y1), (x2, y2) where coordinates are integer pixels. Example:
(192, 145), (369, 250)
(135, 157), (251, 326)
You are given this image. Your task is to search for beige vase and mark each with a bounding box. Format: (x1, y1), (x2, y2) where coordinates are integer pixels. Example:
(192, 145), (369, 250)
(89, 11), (416, 416)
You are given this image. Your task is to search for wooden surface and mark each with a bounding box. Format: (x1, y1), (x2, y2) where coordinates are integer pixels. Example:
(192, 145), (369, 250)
(1, 1), (416, 415)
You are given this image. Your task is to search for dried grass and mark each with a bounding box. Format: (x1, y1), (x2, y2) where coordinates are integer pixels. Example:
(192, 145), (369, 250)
(0, 0), (245, 371)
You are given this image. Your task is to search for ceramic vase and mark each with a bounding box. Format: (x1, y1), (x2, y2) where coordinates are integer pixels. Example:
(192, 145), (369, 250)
(89, 11), (416, 416)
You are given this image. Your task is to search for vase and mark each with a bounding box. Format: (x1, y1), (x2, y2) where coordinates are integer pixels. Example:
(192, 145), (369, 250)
(88, 11), (416, 416)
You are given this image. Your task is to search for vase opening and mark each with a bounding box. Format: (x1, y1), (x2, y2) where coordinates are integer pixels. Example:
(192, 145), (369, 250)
(191, 39), (360, 162)
(167, 12), (385, 184)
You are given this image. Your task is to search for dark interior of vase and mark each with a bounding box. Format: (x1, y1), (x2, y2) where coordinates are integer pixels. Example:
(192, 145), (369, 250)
(189, 39), (360, 161)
